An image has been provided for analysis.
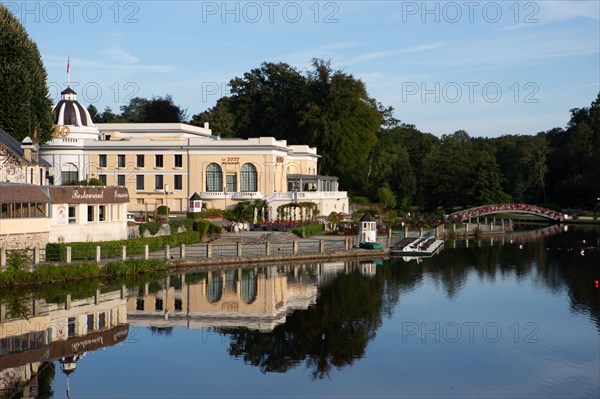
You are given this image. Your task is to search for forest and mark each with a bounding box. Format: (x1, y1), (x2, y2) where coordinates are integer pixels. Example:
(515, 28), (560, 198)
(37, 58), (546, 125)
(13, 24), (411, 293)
(89, 60), (600, 214)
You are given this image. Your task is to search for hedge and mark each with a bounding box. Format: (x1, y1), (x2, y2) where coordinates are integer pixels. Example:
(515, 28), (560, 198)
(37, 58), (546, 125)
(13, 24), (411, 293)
(46, 231), (200, 262)
(292, 223), (325, 237)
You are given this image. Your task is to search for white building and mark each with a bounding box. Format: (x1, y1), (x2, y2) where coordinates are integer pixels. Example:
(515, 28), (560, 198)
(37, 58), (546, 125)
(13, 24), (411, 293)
(40, 87), (349, 219)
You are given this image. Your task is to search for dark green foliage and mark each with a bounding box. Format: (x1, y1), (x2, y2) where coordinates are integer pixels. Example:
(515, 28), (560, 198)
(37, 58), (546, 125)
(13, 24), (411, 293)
(102, 259), (167, 277)
(157, 205), (169, 215)
(0, 259), (167, 288)
(0, 5), (55, 143)
(168, 218), (194, 233)
(292, 224), (325, 237)
(221, 59), (381, 194)
(193, 220), (222, 235)
(139, 221), (163, 236)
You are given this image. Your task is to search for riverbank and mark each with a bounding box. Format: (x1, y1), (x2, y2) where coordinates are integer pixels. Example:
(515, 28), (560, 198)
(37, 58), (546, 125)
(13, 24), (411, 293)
(0, 243), (390, 288)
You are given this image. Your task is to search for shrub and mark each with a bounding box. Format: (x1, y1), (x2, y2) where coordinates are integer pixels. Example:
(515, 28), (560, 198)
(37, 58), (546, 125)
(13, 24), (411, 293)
(292, 223), (325, 237)
(351, 196), (370, 205)
(157, 205), (169, 216)
(139, 221), (163, 236)
(87, 177), (105, 186)
(169, 218), (194, 233)
(102, 259), (167, 277)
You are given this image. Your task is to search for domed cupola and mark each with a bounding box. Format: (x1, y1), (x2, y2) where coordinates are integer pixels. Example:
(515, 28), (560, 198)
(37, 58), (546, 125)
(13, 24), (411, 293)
(53, 87), (95, 127)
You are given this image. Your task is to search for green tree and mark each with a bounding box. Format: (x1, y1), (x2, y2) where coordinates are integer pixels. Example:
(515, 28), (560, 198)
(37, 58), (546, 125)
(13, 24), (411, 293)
(120, 96), (149, 122)
(377, 186), (397, 210)
(0, 4), (55, 143)
(190, 97), (235, 137)
(301, 59), (381, 193)
(95, 106), (119, 123)
(87, 104), (100, 122)
(521, 134), (549, 203)
(143, 95), (187, 122)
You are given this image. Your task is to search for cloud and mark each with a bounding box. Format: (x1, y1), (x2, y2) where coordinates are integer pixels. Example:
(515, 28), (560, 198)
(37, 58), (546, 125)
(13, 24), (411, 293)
(346, 43), (441, 64)
(102, 47), (140, 64)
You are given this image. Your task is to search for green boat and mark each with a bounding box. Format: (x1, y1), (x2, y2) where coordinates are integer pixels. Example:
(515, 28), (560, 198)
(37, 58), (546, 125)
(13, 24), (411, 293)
(359, 241), (383, 249)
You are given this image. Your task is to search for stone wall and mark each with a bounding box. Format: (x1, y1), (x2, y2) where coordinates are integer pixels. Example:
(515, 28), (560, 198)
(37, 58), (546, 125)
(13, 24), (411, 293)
(0, 231), (49, 250)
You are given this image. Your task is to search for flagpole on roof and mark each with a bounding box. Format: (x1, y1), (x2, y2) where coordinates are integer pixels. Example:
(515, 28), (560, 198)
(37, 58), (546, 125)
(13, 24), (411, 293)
(67, 54), (71, 87)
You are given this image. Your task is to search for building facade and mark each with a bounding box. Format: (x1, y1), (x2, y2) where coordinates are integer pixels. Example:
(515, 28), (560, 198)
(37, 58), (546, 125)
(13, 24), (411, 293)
(40, 87), (349, 219)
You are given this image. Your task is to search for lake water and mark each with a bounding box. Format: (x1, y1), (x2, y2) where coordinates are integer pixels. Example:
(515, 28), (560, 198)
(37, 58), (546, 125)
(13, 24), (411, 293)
(1, 225), (599, 398)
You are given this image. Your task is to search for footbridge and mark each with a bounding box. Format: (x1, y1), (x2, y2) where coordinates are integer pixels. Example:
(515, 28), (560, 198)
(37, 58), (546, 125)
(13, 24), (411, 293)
(448, 203), (564, 222)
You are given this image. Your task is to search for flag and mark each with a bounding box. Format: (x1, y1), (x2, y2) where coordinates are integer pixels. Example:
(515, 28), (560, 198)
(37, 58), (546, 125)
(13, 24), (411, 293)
(67, 56), (70, 73)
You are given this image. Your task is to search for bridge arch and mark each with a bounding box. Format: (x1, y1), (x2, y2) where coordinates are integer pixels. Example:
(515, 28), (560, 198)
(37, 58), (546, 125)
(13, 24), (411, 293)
(448, 204), (563, 222)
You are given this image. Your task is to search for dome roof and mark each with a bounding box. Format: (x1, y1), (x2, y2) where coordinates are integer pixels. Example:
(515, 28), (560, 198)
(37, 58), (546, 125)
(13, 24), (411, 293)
(53, 86), (95, 127)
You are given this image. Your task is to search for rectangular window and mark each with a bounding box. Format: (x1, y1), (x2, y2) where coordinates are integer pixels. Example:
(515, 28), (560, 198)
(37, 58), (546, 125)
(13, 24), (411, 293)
(87, 314), (95, 332)
(118, 154), (126, 168)
(174, 175), (182, 190)
(137, 154), (145, 168)
(68, 317), (76, 337)
(99, 205), (106, 222)
(155, 154), (163, 168)
(117, 174), (125, 186)
(99, 174), (107, 186)
(155, 298), (163, 311)
(99, 154), (107, 168)
(68, 205), (76, 224)
(98, 312), (106, 329)
(136, 298), (144, 311)
(136, 174), (144, 190)
(174, 299), (183, 311)
(226, 174), (237, 193)
(61, 170), (78, 184)
(87, 205), (94, 222)
(174, 154), (183, 168)
(155, 175), (163, 190)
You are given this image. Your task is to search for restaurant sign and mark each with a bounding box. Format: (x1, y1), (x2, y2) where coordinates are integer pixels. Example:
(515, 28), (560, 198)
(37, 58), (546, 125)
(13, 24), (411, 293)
(50, 186), (130, 204)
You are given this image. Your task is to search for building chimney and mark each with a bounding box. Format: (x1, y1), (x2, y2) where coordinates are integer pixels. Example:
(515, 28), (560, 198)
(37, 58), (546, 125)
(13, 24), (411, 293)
(21, 137), (34, 162)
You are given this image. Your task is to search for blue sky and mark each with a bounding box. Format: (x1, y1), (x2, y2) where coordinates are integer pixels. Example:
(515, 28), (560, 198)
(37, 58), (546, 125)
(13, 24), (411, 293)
(7, 0), (600, 137)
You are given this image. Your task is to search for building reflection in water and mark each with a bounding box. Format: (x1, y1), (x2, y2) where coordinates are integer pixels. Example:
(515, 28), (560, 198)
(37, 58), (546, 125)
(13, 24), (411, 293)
(0, 288), (129, 398)
(127, 262), (349, 332)
(0, 261), (357, 396)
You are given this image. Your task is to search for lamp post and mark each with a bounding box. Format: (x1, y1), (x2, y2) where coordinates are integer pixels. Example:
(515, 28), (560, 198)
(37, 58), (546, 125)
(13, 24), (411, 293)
(164, 184), (170, 222)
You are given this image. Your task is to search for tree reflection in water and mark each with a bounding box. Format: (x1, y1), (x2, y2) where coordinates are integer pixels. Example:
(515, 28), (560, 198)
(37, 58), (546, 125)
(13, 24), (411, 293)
(220, 262), (423, 379)
(220, 227), (599, 378)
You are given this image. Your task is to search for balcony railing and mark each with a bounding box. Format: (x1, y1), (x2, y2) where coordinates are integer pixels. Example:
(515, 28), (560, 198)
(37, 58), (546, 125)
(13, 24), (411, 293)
(200, 191), (262, 199)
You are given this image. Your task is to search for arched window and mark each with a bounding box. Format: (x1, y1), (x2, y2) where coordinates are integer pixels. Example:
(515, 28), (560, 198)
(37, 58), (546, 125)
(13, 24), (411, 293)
(206, 274), (223, 303)
(206, 163), (222, 192)
(240, 163), (257, 192)
(61, 163), (79, 184)
(240, 270), (258, 304)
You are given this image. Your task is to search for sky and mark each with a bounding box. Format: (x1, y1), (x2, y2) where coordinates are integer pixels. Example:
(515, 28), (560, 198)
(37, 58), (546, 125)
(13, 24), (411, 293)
(5, 0), (600, 137)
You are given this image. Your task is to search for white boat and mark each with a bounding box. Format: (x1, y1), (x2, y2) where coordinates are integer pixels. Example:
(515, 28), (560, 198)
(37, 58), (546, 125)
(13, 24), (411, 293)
(390, 231), (444, 257)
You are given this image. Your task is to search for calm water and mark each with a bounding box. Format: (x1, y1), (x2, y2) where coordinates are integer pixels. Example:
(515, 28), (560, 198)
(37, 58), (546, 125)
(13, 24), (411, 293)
(1, 225), (599, 398)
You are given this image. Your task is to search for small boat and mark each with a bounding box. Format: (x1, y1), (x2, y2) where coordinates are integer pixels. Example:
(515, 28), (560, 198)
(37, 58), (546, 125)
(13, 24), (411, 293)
(359, 241), (383, 249)
(390, 231), (444, 256)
